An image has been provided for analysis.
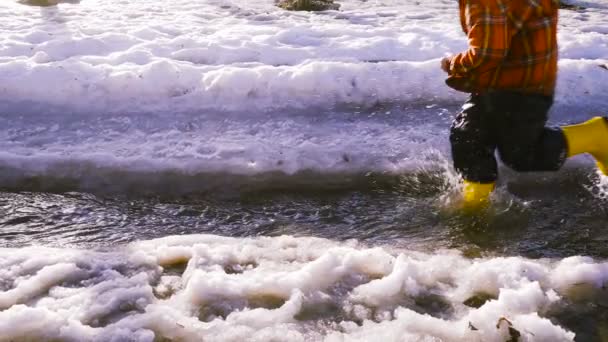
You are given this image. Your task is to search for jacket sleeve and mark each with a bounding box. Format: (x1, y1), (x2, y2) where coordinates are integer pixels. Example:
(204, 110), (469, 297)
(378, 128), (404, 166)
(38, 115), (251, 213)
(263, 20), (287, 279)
(449, 1), (511, 76)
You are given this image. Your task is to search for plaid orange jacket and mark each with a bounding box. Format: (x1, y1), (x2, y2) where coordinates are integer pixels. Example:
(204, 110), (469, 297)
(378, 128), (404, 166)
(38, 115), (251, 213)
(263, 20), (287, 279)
(446, 0), (559, 96)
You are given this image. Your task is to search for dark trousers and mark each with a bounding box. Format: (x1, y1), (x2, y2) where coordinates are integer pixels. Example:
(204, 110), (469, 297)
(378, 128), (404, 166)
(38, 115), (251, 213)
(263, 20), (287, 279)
(450, 91), (568, 183)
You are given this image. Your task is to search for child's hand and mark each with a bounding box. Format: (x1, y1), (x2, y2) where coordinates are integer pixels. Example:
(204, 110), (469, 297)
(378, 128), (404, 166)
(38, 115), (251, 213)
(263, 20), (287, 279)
(441, 57), (451, 74)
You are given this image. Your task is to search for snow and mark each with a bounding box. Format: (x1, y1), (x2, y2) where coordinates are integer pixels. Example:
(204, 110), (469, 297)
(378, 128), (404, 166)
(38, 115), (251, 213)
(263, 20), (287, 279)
(0, 0), (606, 114)
(0, 0), (606, 184)
(1, 2), (608, 340)
(1, 235), (603, 341)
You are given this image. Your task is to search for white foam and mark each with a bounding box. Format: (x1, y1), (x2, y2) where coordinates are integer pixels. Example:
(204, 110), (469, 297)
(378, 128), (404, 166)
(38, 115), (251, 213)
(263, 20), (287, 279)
(1, 235), (605, 340)
(585, 170), (608, 201)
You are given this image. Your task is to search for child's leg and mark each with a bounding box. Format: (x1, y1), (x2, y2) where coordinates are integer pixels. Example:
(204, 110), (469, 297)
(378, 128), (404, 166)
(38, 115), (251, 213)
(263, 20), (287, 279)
(494, 93), (567, 174)
(449, 94), (498, 207)
(492, 92), (608, 176)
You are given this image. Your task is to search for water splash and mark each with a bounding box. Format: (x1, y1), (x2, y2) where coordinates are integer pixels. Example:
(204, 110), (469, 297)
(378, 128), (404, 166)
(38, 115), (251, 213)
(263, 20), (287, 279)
(583, 169), (608, 202)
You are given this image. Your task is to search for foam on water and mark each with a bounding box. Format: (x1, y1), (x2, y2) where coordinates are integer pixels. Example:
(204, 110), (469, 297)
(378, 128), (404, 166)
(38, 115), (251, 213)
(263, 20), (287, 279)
(2, 234), (607, 341)
(585, 169), (608, 201)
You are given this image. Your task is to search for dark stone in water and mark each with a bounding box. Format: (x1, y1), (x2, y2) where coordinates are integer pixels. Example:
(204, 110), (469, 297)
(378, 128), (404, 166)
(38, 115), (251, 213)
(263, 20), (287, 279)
(18, 0), (58, 6)
(277, 0), (340, 11)
(463, 292), (496, 308)
(248, 294), (286, 309)
(412, 293), (453, 318)
(18, 0), (80, 6)
(496, 317), (522, 342)
(295, 300), (342, 321)
(559, 1), (585, 11)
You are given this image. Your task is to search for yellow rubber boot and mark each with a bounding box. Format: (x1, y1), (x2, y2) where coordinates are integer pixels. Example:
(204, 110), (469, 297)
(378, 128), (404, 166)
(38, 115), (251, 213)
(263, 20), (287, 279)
(462, 181), (495, 208)
(561, 117), (608, 175)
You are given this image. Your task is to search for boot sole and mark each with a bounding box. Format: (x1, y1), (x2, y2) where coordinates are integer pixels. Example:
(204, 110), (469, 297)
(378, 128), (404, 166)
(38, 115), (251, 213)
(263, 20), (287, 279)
(597, 117), (608, 175)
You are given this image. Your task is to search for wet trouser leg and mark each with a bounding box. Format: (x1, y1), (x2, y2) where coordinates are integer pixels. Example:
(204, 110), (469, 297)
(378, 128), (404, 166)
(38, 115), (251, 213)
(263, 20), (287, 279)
(449, 92), (567, 183)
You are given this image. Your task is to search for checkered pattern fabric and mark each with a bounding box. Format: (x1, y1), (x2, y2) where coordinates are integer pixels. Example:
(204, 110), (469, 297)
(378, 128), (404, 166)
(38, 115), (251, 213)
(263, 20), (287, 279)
(446, 0), (559, 96)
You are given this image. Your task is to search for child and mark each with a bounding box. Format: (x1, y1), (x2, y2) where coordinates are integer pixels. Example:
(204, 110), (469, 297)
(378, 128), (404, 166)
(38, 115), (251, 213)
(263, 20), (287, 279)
(442, 0), (608, 207)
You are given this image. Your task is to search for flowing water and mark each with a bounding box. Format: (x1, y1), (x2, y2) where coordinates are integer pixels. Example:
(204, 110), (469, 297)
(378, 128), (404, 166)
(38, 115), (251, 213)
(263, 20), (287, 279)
(1, 103), (608, 341)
